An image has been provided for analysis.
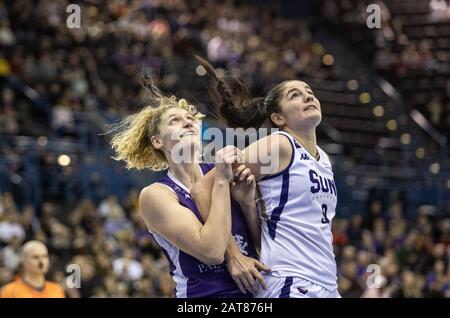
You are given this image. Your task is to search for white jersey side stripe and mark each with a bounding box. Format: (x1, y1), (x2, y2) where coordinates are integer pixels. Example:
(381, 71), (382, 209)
(267, 170), (289, 240)
(264, 131), (296, 239)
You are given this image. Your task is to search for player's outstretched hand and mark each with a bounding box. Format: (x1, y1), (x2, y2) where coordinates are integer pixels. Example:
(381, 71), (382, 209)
(226, 252), (271, 295)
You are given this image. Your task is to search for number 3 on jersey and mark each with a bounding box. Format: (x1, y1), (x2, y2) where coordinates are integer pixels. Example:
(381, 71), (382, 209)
(321, 204), (330, 224)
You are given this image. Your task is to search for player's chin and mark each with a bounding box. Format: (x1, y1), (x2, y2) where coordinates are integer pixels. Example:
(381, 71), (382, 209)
(303, 111), (322, 126)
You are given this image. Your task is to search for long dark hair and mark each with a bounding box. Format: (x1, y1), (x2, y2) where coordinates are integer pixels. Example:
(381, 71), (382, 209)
(194, 55), (289, 129)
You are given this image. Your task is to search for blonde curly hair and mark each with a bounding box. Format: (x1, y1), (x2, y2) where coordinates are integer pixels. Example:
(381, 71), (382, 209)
(107, 84), (204, 171)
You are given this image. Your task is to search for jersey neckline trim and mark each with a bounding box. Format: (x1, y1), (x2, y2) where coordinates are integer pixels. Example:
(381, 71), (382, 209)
(166, 164), (205, 194)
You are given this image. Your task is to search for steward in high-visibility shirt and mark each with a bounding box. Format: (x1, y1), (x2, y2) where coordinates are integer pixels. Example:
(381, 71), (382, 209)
(0, 240), (65, 298)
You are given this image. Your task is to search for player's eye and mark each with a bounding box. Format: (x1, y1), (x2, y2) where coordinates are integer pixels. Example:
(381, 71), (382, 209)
(290, 92), (300, 100)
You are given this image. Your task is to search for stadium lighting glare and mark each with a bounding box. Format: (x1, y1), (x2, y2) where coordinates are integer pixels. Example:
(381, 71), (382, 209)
(429, 163), (440, 174)
(415, 147), (425, 159)
(347, 80), (359, 91)
(359, 92), (371, 104)
(37, 136), (48, 146)
(386, 119), (397, 131)
(57, 154), (71, 166)
(195, 65), (206, 76)
(87, 5), (98, 17)
(312, 43), (324, 55)
(322, 54), (334, 66)
(373, 105), (384, 117)
(400, 133), (411, 145)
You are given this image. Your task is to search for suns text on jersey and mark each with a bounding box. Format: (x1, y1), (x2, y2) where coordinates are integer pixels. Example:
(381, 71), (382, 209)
(309, 169), (337, 197)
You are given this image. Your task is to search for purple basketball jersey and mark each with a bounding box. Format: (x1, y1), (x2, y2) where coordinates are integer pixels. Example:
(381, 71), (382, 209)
(150, 163), (256, 298)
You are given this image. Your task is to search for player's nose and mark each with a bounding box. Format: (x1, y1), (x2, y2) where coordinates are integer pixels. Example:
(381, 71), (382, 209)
(183, 119), (194, 129)
(304, 94), (314, 103)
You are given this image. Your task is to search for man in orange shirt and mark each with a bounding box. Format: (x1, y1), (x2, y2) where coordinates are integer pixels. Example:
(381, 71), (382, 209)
(0, 240), (65, 298)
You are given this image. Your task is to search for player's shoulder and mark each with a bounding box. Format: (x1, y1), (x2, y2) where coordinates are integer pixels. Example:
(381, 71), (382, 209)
(140, 182), (175, 201)
(255, 131), (293, 156)
(266, 130), (293, 144)
(139, 182), (178, 216)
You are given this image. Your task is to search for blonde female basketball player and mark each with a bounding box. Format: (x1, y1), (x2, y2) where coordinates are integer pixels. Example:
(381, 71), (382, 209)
(108, 84), (269, 298)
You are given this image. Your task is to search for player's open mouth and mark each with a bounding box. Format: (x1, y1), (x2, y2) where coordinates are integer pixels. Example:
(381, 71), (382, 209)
(180, 131), (196, 138)
(304, 105), (317, 111)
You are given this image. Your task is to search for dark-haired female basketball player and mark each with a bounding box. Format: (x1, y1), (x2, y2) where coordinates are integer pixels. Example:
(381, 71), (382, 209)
(192, 56), (340, 298)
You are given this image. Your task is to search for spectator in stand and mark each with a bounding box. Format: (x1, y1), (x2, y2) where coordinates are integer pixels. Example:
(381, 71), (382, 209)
(0, 240), (65, 298)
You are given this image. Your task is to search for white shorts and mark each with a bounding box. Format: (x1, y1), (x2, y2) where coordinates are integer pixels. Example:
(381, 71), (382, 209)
(256, 274), (341, 298)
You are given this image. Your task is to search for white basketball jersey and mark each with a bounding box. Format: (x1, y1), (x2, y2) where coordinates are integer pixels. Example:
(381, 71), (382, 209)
(256, 131), (338, 291)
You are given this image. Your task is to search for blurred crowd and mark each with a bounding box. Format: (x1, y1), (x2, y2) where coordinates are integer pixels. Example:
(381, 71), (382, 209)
(324, 0), (450, 133)
(334, 200), (450, 297)
(0, 191), (175, 297)
(0, 0), (332, 138)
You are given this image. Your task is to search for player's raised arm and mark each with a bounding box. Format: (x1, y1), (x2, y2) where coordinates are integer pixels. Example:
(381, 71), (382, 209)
(139, 146), (238, 265)
(191, 169), (271, 294)
(192, 134), (292, 244)
(240, 133), (293, 181)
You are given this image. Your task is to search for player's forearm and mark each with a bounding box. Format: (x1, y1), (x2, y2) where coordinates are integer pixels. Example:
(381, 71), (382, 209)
(225, 233), (241, 260)
(238, 201), (261, 254)
(198, 177), (232, 263)
(192, 171), (239, 261)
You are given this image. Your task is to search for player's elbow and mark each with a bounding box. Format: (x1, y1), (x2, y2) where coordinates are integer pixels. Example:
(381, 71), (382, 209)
(201, 250), (225, 265)
(199, 242), (226, 265)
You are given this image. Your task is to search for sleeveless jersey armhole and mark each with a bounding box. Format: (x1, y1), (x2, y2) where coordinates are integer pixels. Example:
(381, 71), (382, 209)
(260, 131), (296, 181)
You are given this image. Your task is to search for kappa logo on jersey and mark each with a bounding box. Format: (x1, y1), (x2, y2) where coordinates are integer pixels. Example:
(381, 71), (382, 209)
(309, 169), (337, 196)
(300, 154), (310, 160)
